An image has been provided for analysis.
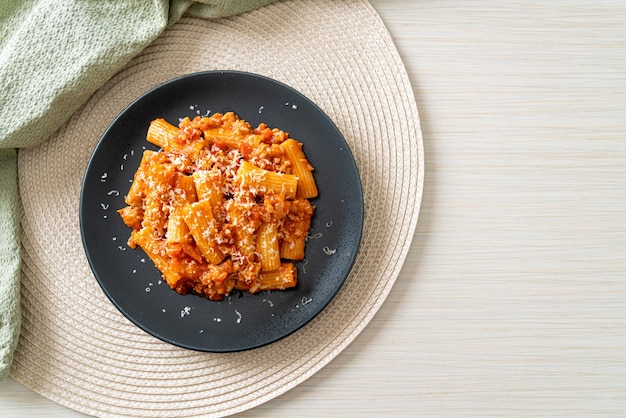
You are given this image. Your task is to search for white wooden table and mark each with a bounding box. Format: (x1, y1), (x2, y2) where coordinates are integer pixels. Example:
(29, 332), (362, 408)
(2, 0), (625, 416)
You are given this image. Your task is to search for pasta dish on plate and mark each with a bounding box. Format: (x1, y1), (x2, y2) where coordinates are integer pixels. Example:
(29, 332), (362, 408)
(118, 112), (317, 301)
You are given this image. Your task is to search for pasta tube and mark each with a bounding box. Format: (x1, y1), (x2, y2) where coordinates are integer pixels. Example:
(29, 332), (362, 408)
(236, 160), (297, 199)
(257, 263), (297, 291)
(281, 138), (318, 198)
(147, 118), (206, 160)
(181, 200), (225, 265)
(256, 221), (281, 271)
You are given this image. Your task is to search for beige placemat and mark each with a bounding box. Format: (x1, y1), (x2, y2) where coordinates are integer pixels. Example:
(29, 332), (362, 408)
(13, 0), (424, 416)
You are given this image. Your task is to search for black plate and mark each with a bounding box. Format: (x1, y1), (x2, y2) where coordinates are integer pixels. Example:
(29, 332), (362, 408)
(80, 71), (363, 352)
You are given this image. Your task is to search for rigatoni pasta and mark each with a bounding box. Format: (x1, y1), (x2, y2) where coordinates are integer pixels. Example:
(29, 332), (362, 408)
(118, 112), (316, 301)
(280, 139), (318, 199)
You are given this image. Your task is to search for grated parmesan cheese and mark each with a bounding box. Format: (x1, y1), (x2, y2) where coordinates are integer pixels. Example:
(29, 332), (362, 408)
(180, 306), (191, 318)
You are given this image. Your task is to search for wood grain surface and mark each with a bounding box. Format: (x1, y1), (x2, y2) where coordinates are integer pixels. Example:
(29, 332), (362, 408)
(2, 0), (625, 416)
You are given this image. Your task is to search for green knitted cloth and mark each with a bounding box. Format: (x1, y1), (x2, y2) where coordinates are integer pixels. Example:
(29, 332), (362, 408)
(0, 0), (277, 381)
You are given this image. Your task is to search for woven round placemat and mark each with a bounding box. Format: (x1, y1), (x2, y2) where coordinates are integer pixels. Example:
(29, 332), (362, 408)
(13, 0), (424, 416)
